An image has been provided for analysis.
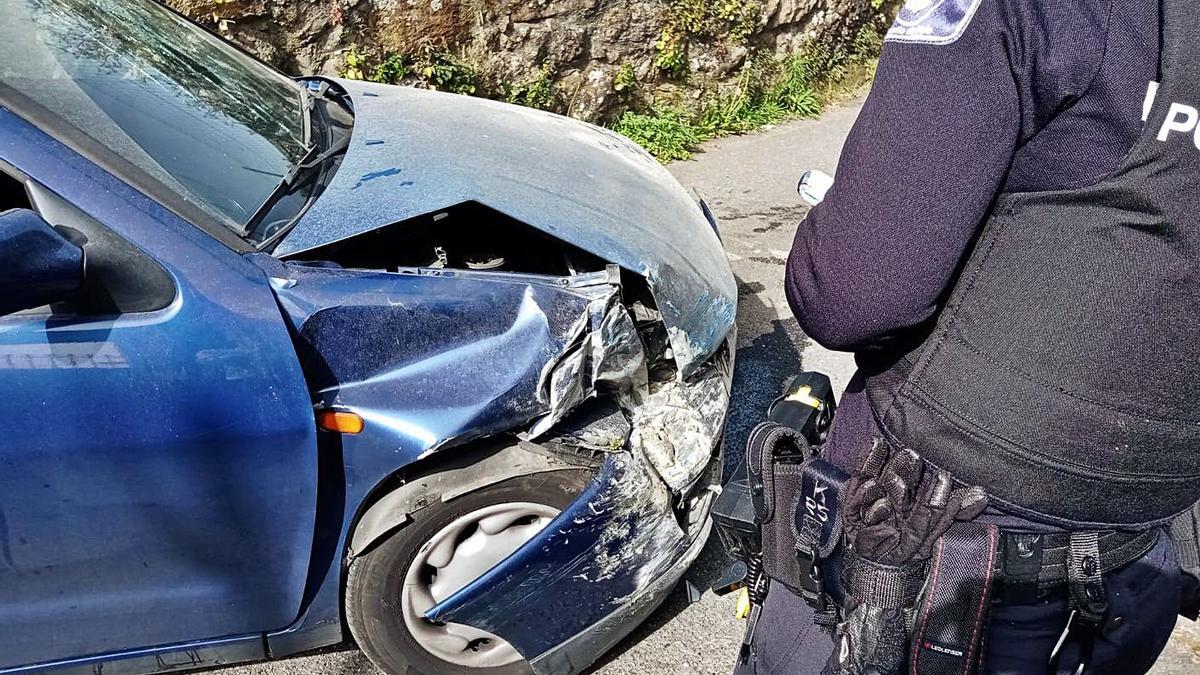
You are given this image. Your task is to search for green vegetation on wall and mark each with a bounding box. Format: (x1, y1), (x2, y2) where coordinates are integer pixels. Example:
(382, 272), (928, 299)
(654, 24), (688, 77)
(654, 0), (761, 77)
(613, 63), (638, 93)
(618, 23), (883, 161)
(346, 42), (479, 95)
(503, 65), (559, 110)
(342, 44), (557, 110)
(341, 13), (889, 163)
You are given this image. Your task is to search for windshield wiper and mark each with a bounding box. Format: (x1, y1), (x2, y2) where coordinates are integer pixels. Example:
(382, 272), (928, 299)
(299, 86), (315, 149)
(244, 80), (355, 248)
(241, 130), (350, 240)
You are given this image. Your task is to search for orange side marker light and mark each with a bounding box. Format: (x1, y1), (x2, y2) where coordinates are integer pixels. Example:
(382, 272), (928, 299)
(317, 409), (365, 435)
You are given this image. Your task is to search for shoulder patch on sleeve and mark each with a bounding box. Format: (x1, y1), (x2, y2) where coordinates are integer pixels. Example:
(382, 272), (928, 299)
(885, 0), (985, 46)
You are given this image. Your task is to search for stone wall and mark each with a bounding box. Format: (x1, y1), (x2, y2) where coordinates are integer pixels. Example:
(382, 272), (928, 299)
(167, 0), (886, 123)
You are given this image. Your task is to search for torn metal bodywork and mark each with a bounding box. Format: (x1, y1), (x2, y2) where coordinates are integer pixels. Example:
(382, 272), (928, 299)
(630, 364), (732, 492)
(256, 247), (732, 493)
(272, 80), (737, 378)
(525, 289), (647, 439)
(252, 233), (735, 668)
(245, 254), (648, 660)
(522, 286), (733, 494)
(426, 342), (734, 670)
(525, 281), (732, 493)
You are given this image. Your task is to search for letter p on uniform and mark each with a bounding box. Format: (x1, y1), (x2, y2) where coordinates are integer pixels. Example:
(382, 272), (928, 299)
(1157, 102), (1200, 143)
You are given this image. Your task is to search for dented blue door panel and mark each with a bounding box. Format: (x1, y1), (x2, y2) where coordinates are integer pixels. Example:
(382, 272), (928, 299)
(0, 110), (318, 670)
(260, 259), (617, 465)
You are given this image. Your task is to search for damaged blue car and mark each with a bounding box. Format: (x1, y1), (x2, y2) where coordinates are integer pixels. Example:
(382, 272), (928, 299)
(0, 1), (737, 674)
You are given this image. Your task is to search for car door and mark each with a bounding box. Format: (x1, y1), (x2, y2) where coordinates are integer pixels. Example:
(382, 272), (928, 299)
(0, 112), (319, 670)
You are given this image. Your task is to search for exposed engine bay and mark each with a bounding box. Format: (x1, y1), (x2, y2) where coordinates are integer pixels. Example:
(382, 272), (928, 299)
(290, 201), (609, 277)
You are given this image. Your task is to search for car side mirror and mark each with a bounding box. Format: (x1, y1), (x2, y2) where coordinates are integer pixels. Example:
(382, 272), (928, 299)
(0, 208), (84, 315)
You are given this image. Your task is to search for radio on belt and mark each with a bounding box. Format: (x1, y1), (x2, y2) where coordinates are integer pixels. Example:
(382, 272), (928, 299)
(711, 372), (838, 595)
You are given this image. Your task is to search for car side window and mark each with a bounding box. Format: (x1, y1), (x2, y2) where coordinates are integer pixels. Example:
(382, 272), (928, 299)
(0, 169), (31, 212)
(0, 168), (175, 317)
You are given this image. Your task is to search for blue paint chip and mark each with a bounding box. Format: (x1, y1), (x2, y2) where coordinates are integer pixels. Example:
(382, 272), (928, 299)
(885, 0), (983, 46)
(365, 139), (385, 146)
(352, 167), (404, 190)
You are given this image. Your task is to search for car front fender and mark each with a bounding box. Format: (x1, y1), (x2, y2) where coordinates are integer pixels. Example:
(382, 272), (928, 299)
(347, 441), (591, 559)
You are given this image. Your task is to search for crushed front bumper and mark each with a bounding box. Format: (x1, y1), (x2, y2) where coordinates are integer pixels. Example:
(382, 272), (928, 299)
(425, 343), (733, 672)
(426, 451), (722, 673)
(531, 518), (714, 675)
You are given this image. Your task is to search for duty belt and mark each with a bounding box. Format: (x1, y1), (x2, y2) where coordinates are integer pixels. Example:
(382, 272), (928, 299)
(993, 528), (1159, 606)
(907, 525), (1159, 675)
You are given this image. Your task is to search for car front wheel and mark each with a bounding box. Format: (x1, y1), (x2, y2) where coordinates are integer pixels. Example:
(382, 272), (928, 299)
(345, 471), (589, 675)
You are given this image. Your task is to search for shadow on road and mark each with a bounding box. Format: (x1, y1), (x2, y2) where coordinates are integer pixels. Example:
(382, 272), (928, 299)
(721, 290), (810, 477)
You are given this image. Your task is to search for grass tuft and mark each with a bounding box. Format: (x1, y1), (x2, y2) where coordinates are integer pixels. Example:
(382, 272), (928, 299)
(614, 24), (884, 162)
(613, 105), (706, 163)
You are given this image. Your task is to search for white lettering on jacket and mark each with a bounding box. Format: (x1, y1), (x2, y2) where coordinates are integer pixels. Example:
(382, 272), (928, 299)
(1147, 80), (1200, 149)
(1143, 81), (1160, 122)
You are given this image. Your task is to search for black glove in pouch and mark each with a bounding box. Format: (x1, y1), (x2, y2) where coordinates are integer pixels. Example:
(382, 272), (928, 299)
(826, 442), (991, 675)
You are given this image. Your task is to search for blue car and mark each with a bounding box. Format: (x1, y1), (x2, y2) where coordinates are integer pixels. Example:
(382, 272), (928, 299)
(0, 1), (737, 674)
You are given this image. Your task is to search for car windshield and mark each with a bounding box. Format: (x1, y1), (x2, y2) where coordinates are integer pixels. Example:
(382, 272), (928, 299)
(0, 0), (309, 232)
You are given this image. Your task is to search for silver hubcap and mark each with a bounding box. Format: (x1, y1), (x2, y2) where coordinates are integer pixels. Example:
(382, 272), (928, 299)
(402, 502), (559, 668)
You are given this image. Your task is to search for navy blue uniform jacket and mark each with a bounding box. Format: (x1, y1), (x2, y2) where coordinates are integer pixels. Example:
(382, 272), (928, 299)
(785, 0), (1161, 471)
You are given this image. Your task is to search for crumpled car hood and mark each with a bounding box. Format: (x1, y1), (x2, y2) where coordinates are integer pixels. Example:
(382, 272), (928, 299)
(275, 81), (737, 376)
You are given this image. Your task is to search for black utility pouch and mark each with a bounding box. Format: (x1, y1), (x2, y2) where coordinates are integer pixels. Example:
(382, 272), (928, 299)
(794, 457), (850, 607)
(746, 421), (813, 593)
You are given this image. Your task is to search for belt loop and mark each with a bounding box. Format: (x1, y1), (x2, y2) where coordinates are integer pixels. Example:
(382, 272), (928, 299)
(1067, 531), (1107, 623)
(1000, 532), (1044, 604)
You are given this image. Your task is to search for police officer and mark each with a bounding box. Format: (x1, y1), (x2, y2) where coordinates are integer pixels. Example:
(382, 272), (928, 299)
(738, 0), (1200, 671)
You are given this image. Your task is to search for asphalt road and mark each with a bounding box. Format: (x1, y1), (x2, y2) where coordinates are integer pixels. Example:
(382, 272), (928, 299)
(217, 97), (1200, 674)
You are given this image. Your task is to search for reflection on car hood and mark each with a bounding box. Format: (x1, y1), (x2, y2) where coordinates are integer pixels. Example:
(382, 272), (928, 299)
(275, 81), (736, 376)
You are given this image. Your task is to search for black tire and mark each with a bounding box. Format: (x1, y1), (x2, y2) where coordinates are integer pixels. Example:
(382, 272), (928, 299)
(345, 470), (590, 675)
